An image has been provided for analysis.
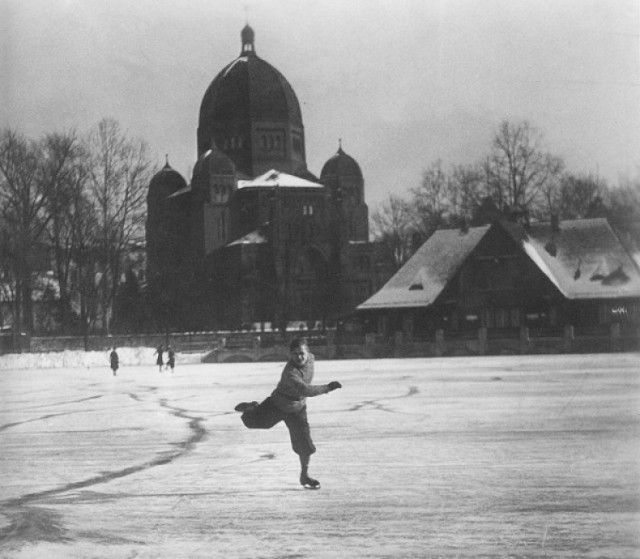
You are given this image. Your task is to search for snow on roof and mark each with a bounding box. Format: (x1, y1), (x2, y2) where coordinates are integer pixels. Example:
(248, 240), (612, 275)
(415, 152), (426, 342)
(237, 169), (323, 189)
(227, 229), (268, 246)
(167, 184), (191, 198)
(223, 57), (248, 77)
(358, 226), (490, 310)
(505, 218), (640, 300)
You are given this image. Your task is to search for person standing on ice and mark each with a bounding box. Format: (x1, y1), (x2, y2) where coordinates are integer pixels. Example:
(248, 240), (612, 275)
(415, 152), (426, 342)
(166, 346), (175, 372)
(155, 345), (164, 372)
(109, 347), (119, 376)
(234, 337), (342, 489)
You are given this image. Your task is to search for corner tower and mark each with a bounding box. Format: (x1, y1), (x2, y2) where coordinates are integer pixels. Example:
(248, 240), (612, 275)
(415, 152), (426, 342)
(197, 25), (307, 178)
(321, 144), (369, 242)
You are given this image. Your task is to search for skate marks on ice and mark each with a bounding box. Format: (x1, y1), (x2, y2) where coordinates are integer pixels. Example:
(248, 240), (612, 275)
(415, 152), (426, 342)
(0, 395), (107, 434)
(0, 387), (209, 547)
(348, 385), (419, 413)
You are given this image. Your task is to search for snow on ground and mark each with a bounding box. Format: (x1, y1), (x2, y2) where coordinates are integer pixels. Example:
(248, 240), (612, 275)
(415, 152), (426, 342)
(0, 347), (204, 370)
(0, 353), (639, 558)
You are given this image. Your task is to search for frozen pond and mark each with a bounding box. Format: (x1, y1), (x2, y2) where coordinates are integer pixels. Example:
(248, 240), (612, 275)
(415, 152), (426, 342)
(1, 353), (639, 558)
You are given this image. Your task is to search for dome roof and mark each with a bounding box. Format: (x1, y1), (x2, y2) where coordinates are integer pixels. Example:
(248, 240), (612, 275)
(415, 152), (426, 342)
(320, 146), (363, 180)
(207, 146), (235, 176)
(199, 26), (302, 134)
(149, 160), (187, 194)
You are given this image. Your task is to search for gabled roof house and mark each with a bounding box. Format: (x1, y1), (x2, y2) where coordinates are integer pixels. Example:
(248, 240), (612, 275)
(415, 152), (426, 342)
(357, 218), (640, 337)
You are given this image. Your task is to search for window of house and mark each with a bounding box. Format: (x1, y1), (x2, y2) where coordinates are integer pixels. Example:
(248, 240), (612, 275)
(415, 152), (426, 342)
(510, 308), (521, 327)
(484, 307), (521, 328)
(525, 310), (549, 326)
(354, 281), (369, 299)
(602, 303), (635, 324)
(449, 312), (457, 330)
(484, 309), (495, 328)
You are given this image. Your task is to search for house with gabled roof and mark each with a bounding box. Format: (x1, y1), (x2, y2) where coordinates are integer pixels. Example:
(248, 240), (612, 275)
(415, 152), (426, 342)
(357, 217), (640, 345)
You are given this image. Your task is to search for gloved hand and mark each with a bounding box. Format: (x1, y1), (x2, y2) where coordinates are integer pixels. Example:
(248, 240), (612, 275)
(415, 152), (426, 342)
(328, 381), (342, 391)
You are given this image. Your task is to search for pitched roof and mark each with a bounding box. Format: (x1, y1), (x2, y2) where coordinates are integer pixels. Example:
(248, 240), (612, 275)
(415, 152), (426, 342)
(358, 218), (640, 311)
(237, 169), (323, 189)
(357, 225), (490, 310)
(504, 218), (640, 300)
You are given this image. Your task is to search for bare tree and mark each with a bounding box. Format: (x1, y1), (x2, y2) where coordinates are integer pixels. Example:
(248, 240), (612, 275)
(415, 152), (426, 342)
(448, 163), (486, 221)
(410, 160), (451, 235)
(40, 130), (93, 333)
(556, 173), (606, 219)
(484, 120), (564, 215)
(371, 194), (416, 269)
(84, 119), (155, 334)
(0, 129), (50, 347)
(605, 178), (640, 254)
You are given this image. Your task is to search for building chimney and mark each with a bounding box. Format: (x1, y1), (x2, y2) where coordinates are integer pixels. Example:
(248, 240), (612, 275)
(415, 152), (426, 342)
(551, 214), (560, 233)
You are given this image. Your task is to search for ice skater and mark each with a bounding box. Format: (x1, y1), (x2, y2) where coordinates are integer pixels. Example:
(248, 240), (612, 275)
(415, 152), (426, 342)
(155, 345), (164, 372)
(234, 337), (341, 489)
(109, 347), (119, 376)
(166, 346), (175, 372)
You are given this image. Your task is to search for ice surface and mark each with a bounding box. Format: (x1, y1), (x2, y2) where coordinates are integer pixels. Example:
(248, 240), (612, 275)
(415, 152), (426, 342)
(0, 353), (639, 558)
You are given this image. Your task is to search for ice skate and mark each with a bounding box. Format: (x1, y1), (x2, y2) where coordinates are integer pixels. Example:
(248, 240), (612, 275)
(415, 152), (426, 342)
(300, 474), (320, 489)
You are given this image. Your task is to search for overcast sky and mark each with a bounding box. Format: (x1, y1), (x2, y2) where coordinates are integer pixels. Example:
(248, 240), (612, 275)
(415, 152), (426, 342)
(1, 0), (639, 209)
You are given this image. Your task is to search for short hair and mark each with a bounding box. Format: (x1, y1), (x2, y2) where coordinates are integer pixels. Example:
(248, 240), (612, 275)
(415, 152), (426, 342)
(289, 337), (308, 351)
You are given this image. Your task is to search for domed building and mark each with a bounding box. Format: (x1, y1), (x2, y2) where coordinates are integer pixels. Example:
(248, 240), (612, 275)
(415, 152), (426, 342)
(146, 25), (393, 331)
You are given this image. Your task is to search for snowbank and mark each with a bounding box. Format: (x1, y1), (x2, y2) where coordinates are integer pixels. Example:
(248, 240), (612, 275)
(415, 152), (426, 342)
(0, 347), (205, 370)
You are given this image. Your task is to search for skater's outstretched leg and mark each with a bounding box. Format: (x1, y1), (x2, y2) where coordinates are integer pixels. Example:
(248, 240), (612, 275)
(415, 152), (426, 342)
(236, 398), (283, 430)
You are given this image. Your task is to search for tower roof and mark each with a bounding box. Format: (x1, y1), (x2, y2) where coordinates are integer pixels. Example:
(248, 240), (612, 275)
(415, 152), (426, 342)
(149, 159), (187, 194)
(320, 145), (363, 180)
(240, 24), (256, 55)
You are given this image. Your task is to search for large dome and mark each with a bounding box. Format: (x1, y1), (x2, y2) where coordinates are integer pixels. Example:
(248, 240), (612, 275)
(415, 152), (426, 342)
(197, 25), (306, 177)
(199, 38), (302, 126)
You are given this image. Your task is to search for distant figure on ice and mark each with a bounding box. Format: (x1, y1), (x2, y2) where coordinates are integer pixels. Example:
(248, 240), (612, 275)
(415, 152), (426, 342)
(109, 347), (119, 376)
(166, 346), (175, 372)
(234, 337), (342, 489)
(155, 345), (164, 372)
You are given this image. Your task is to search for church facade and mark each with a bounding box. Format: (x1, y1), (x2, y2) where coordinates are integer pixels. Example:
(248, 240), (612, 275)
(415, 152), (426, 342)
(146, 25), (393, 331)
